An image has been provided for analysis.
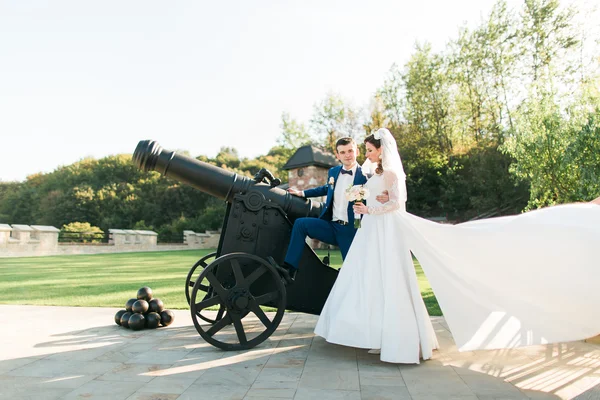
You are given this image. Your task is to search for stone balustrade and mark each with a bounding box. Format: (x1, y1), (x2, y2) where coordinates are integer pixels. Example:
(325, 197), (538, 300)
(183, 230), (221, 249)
(108, 229), (158, 246)
(0, 224), (220, 258)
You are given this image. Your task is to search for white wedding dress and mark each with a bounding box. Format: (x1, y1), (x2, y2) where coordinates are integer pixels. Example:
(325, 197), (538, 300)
(314, 130), (600, 364)
(314, 170), (439, 364)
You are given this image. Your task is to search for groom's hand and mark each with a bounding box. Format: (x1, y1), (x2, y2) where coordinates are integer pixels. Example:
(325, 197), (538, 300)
(288, 188), (304, 197)
(376, 190), (389, 203)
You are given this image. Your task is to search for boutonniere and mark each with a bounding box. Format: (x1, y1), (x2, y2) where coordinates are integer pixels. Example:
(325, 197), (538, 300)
(328, 177), (335, 186)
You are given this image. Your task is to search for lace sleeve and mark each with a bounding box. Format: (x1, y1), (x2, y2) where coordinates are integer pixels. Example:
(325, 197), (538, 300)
(368, 171), (402, 215)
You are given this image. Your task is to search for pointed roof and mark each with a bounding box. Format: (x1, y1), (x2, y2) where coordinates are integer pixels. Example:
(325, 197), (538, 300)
(282, 145), (339, 170)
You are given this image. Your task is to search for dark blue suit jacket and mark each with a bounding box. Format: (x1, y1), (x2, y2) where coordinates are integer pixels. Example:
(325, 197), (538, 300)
(303, 165), (368, 223)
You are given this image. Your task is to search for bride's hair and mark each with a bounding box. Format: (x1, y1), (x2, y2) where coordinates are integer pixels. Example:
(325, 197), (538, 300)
(364, 134), (383, 174)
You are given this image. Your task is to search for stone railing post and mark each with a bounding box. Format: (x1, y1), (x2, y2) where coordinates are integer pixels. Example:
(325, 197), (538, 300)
(31, 226), (60, 250)
(11, 225), (35, 243)
(123, 229), (137, 244)
(134, 230), (158, 246)
(0, 224), (12, 248)
(109, 229), (127, 246)
(204, 230), (221, 248)
(183, 230), (196, 246)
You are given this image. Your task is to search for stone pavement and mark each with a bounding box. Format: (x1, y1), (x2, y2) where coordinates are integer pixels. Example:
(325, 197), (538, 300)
(1, 305), (600, 400)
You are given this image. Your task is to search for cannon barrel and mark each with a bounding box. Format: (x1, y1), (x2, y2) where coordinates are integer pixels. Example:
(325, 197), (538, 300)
(133, 140), (322, 220)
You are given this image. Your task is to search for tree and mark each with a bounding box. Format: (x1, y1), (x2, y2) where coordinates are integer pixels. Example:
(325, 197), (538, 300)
(363, 95), (393, 134)
(215, 147), (241, 170)
(563, 107), (600, 201)
(519, 0), (579, 87)
(448, 0), (520, 145)
(440, 145), (529, 221)
(376, 64), (405, 131)
(482, 0), (520, 133)
(502, 79), (600, 208)
(310, 92), (364, 152)
(277, 112), (311, 152)
(403, 43), (454, 156)
(500, 0), (595, 208)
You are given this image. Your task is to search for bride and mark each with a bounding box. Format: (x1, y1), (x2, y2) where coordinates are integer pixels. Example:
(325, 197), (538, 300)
(314, 128), (600, 364)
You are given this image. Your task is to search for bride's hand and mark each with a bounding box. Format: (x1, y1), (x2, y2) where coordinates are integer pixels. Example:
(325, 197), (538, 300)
(353, 202), (369, 215)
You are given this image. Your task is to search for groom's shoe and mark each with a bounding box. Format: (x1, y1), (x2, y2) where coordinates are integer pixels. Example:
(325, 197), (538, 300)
(285, 263), (298, 282)
(266, 256), (297, 284)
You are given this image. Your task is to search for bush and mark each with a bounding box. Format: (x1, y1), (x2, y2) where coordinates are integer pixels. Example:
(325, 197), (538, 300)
(60, 222), (104, 243)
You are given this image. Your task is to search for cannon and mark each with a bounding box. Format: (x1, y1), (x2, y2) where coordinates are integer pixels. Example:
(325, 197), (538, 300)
(133, 140), (338, 350)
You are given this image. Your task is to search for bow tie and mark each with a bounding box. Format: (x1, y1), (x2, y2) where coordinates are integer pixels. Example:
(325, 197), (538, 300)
(340, 169), (353, 176)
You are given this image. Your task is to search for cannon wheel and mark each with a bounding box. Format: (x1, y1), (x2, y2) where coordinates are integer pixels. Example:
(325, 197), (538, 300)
(184, 252), (226, 324)
(185, 251), (217, 305)
(190, 252), (286, 351)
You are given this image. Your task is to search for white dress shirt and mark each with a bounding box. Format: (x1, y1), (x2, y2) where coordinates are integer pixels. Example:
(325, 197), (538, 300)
(332, 163), (357, 223)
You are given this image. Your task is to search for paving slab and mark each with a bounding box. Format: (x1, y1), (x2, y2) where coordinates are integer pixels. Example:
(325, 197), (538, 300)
(0, 305), (598, 399)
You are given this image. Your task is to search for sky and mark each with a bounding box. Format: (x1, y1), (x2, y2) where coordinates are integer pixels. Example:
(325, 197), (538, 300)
(0, 0), (573, 182)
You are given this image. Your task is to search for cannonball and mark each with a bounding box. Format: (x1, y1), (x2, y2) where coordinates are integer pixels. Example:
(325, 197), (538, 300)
(114, 310), (127, 326)
(125, 298), (137, 312)
(145, 312), (161, 329)
(120, 311), (133, 328)
(128, 313), (146, 331)
(148, 298), (164, 314)
(132, 300), (149, 314)
(137, 286), (153, 301)
(159, 310), (175, 327)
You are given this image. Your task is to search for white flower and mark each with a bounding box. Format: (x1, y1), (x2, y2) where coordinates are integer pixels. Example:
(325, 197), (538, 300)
(359, 186), (371, 199)
(373, 130), (381, 140)
(328, 177), (335, 185)
(345, 184), (370, 202)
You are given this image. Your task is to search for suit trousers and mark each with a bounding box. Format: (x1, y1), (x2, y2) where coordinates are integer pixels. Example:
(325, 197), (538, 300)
(283, 217), (357, 269)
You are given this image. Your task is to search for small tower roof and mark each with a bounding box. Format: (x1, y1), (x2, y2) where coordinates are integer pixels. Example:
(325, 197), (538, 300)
(282, 145), (339, 170)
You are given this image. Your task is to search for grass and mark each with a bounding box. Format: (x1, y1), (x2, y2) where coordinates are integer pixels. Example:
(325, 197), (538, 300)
(0, 249), (441, 316)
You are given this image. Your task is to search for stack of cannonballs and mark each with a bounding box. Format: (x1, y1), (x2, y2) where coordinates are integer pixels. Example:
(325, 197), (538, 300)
(114, 286), (175, 331)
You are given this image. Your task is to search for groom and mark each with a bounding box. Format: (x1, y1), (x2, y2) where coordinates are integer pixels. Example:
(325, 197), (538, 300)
(274, 137), (388, 282)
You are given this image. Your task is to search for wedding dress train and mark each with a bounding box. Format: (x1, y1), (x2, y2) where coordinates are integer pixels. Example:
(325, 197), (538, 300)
(403, 202), (600, 352)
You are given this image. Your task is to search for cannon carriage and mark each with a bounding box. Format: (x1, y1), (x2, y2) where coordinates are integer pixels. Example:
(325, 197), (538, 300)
(133, 140), (338, 350)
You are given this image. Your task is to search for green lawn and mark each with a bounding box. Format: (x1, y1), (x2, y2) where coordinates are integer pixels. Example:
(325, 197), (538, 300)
(0, 249), (441, 316)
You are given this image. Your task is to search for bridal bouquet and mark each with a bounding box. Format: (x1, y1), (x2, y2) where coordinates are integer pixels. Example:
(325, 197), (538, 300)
(345, 184), (370, 228)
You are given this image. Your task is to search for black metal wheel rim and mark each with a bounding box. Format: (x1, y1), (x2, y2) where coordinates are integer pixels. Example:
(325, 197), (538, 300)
(190, 252), (286, 351)
(185, 252), (226, 324)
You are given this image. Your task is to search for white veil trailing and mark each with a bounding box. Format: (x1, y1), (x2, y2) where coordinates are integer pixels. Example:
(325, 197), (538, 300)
(362, 128), (407, 203)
